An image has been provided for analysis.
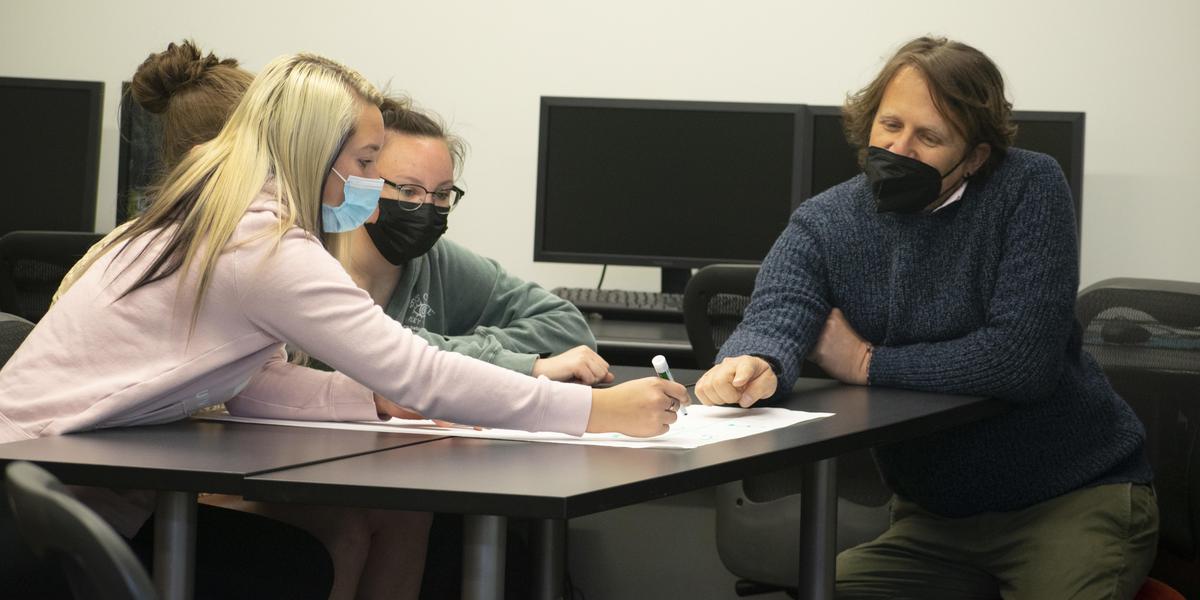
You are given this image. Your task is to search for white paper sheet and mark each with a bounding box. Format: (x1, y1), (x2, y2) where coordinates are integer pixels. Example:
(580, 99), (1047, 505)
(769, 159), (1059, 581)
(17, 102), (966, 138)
(198, 405), (832, 449)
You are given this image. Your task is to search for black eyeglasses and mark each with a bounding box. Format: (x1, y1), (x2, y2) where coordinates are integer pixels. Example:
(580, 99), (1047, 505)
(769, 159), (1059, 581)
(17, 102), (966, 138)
(381, 179), (465, 215)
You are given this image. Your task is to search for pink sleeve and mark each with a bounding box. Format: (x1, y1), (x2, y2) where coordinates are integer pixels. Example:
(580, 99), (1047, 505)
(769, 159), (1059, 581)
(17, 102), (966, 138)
(232, 230), (592, 435)
(225, 349), (381, 422)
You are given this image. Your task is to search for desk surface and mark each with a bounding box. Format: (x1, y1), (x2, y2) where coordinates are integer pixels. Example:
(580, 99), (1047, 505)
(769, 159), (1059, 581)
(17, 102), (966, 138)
(244, 370), (1005, 519)
(0, 420), (441, 494)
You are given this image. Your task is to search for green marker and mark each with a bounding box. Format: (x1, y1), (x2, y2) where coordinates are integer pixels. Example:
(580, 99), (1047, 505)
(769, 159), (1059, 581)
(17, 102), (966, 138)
(652, 354), (686, 415)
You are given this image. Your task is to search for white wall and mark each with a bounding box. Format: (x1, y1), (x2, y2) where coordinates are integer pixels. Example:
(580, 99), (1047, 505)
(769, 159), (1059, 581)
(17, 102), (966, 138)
(2, 0), (1197, 290)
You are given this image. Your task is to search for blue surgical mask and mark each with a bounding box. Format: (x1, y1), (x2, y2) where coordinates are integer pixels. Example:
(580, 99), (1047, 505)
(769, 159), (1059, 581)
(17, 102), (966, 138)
(322, 168), (384, 233)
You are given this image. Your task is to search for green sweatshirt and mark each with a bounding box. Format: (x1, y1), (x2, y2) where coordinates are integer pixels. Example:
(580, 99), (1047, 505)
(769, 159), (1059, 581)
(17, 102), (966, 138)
(380, 237), (595, 374)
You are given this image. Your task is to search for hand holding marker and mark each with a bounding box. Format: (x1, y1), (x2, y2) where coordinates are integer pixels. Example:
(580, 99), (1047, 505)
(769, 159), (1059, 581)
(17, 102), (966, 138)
(652, 354), (687, 415)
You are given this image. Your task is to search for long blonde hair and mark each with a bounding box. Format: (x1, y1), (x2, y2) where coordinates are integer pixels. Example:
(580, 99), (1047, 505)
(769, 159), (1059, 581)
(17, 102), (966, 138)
(61, 53), (381, 326)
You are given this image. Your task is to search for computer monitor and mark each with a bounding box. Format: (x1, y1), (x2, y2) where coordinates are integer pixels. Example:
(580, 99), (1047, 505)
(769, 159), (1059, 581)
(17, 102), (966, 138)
(116, 81), (164, 224)
(534, 97), (807, 293)
(0, 77), (103, 236)
(1008, 111), (1086, 224)
(803, 105), (1086, 233)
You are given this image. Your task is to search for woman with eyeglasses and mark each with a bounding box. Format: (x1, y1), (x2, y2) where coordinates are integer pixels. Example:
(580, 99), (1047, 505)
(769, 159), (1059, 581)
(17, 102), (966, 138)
(353, 97), (611, 391)
(211, 97), (619, 599)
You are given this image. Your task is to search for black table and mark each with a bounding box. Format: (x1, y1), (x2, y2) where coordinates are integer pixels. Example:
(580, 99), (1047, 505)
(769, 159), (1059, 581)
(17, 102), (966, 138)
(0, 420), (440, 600)
(244, 368), (1006, 600)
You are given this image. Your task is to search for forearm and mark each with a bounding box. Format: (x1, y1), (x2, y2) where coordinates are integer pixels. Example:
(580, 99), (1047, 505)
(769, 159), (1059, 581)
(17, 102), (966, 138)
(868, 317), (1073, 401)
(226, 353), (379, 421)
(408, 327), (539, 375)
(468, 284), (598, 356)
(870, 158), (1080, 401)
(717, 214), (831, 390)
(431, 243), (595, 368)
(240, 231), (595, 435)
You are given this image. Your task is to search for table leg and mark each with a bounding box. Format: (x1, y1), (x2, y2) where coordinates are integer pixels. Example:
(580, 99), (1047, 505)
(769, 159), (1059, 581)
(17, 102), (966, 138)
(531, 518), (566, 600)
(154, 490), (197, 600)
(799, 458), (837, 600)
(462, 514), (507, 600)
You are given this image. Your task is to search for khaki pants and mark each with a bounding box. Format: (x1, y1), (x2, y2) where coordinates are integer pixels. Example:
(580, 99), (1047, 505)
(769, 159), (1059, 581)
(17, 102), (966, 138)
(836, 483), (1158, 600)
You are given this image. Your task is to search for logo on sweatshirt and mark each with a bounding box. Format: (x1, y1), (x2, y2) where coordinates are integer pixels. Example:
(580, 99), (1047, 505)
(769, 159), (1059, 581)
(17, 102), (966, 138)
(406, 293), (435, 328)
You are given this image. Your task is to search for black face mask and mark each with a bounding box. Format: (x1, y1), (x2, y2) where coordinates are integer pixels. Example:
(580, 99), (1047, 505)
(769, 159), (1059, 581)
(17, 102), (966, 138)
(864, 146), (968, 214)
(364, 201), (448, 265)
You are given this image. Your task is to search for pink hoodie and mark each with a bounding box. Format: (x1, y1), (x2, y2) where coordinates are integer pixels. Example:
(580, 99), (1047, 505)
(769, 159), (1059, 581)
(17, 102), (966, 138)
(0, 192), (591, 531)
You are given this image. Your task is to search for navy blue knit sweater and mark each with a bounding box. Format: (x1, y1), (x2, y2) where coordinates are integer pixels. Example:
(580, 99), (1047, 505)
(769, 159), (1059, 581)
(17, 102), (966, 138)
(719, 148), (1151, 517)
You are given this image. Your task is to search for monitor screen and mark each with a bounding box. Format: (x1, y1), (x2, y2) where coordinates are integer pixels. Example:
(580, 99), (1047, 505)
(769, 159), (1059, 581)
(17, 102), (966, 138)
(1008, 111), (1085, 221)
(804, 106), (1085, 231)
(116, 81), (164, 224)
(0, 77), (103, 236)
(534, 97), (806, 274)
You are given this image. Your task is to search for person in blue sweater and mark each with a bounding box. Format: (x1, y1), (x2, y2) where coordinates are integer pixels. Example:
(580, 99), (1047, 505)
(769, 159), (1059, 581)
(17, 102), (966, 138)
(695, 36), (1157, 599)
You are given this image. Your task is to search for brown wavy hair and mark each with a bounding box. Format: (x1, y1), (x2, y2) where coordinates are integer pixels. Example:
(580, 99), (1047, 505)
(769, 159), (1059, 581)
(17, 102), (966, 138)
(129, 40), (254, 168)
(379, 96), (468, 177)
(842, 36), (1017, 179)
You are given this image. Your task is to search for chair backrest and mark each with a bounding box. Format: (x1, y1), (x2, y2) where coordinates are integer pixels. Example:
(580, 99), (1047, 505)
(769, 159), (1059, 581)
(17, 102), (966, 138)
(684, 263), (833, 376)
(0, 312), (34, 369)
(1077, 277), (1200, 598)
(4, 462), (157, 600)
(683, 264), (760, 366)
(0, 230), (105, 323)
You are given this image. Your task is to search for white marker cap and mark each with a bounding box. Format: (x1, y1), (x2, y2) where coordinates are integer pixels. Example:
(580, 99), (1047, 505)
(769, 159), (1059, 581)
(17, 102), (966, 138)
(651, 354), (669, 374)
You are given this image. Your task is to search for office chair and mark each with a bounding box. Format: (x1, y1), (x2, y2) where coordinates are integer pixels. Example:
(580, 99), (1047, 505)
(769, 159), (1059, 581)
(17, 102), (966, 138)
(0, 230), (105, 323)
(0, 312), (34, 369)
(1077, 278), (1200, 599)
(683, 264), (892, 597)
(682, 264), (761, 367)
(4, 461), (157, 600)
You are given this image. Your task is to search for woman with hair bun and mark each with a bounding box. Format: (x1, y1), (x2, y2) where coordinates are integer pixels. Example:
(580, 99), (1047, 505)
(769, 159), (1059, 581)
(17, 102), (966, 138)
(130, 40), (255, 168)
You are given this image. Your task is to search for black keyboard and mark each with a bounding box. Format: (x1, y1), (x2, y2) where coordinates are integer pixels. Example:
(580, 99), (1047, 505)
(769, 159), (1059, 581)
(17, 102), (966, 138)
(552, 287), (685, 321)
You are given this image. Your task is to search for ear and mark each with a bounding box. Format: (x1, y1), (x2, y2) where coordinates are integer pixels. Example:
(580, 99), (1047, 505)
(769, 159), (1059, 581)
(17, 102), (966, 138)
(966, 142), (991, 177)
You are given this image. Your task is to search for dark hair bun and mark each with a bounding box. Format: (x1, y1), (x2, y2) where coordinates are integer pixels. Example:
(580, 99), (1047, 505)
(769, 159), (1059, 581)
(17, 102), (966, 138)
(130, 40), (241, 114)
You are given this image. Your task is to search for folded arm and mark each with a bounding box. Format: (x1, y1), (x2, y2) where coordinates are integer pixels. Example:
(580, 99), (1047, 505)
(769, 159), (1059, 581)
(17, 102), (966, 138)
(867, 163), (1079, 402)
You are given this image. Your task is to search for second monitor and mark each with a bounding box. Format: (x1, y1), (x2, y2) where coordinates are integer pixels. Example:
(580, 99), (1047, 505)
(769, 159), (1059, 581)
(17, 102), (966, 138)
(0, 77), (104, 236)
(535, 97), (807, 293)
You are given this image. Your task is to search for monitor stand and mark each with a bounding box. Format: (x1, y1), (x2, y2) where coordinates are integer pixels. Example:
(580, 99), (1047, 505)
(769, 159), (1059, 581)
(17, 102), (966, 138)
(661, 268), (691, 295)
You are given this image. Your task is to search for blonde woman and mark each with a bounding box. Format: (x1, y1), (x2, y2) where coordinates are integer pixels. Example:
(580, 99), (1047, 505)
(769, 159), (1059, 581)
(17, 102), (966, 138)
(50, 42), (629, 600)
(0, 50), (686, 597)
(2, 44), (334, 600)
